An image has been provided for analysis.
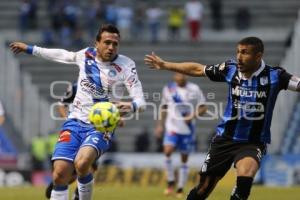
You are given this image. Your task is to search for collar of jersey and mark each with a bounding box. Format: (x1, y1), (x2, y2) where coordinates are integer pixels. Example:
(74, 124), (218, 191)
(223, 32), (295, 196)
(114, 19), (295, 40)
(238, 60), (265, 80)
(95, 54), (119, 65)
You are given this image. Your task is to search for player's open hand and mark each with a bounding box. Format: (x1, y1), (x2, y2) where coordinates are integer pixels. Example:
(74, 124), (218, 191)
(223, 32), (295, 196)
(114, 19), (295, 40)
(144, 52), (165, 70)
(9, 42), (28, 54)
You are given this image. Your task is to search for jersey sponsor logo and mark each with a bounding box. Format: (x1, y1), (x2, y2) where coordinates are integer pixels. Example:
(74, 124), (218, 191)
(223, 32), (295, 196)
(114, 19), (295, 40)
(232, 86), (267, 98)
(127, 75), (138, 88)
(108, 69), (117, 77)
(58, 130), (71, 143)
(86, 59), (96, 66)
(231, 101), (265, 120)
(111, 63), (122, 72)
(80, 79), (107, 98)
(260, 76), (268, 85)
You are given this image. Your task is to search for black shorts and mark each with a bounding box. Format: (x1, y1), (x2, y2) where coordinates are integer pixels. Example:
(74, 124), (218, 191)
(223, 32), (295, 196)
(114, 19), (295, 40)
(200, 136), (267, 178)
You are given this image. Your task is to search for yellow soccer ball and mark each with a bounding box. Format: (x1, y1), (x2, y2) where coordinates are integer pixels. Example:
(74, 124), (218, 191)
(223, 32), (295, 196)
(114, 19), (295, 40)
(89, 102), (120, 132)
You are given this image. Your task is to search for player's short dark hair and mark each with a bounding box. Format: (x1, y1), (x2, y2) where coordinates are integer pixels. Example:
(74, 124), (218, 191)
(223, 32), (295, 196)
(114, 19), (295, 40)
(238, 37), (264, 54)
(96, 24), (120, 41)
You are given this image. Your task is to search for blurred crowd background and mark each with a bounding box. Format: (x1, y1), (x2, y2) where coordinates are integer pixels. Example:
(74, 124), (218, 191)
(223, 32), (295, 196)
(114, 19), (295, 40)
(16, 0), (271, 46)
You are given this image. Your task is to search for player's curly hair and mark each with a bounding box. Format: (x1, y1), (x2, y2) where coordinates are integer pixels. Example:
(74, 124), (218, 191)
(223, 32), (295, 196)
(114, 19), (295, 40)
(238, 37), (264, 54)
(96, 24), (120, 41)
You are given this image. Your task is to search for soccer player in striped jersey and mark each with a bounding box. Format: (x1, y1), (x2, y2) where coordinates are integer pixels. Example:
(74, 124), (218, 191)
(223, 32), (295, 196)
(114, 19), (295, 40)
(156, 73), (207, 198)
(45, 82), (99, 200)
(145, 37), (300, 200)
(10, 24), (146, 200)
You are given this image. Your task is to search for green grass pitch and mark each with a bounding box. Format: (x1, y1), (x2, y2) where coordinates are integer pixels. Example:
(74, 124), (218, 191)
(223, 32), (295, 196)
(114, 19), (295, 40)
(0, 184), (300, 200)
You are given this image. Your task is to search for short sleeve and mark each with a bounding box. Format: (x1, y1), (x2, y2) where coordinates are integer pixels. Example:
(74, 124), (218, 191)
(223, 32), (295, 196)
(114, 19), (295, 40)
(277, 67), (293, 90)
(205, 62), (229, 82)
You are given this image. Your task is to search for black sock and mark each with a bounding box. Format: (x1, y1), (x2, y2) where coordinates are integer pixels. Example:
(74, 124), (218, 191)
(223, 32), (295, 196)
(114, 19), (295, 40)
(230, 176), (253, 200)
(167, 180), (175, 188)
(187, 187), (201, 200)
(75, 187), (79, 196)
(186, 186), (207, 200)
(177, 188), (183, 193)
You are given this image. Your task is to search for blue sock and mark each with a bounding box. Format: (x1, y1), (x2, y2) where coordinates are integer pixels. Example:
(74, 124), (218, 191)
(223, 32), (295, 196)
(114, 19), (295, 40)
(78, 173), (93, 184)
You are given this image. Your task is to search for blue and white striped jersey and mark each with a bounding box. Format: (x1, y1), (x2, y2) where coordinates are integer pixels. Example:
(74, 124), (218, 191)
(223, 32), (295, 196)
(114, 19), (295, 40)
(161, 81), (206, 135)
(205, 59), (292, 143)
(32, 46), (146, 123)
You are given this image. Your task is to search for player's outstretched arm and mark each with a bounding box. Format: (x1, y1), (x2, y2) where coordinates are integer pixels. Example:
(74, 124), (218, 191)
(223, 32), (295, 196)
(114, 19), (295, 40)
(9, 42), (77, 64)
(144, 52), (206, 77)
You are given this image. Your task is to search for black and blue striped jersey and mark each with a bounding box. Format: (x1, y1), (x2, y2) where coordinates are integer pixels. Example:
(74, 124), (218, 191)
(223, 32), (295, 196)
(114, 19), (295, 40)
(205, 59), (292, 144)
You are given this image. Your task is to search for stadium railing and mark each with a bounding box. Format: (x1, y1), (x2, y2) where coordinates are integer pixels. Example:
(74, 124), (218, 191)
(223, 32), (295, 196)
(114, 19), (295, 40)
(0, 34), (57, 146)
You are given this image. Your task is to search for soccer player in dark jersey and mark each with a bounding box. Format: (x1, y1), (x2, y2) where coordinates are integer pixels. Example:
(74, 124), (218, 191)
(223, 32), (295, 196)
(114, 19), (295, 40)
(45, 82), (98, 200)
(145, 37), (300, 200)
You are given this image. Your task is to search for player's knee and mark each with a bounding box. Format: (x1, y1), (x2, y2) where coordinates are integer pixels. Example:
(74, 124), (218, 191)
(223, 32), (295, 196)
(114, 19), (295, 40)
(74, 157), (91, 176)
(236, 158), (259, 177)
(52, 169), (70, 185)
(237, 165), (257, 177)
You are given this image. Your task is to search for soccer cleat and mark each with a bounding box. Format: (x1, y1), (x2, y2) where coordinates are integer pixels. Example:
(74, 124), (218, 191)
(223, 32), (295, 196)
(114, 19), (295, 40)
(45, 182), (53, 199)
(164, 181), (175, 196)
